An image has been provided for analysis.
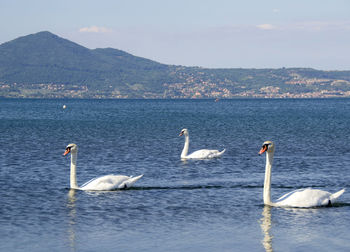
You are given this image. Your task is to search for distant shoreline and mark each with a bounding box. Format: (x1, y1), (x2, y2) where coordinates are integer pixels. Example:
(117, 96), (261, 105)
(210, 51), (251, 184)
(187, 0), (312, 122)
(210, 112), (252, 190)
(2, 32), (350, 100)
(1, 96), (350, 100)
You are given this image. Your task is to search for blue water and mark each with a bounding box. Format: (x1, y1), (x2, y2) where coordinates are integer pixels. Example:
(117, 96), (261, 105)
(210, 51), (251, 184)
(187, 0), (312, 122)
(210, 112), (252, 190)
(0, 99), (349, 252)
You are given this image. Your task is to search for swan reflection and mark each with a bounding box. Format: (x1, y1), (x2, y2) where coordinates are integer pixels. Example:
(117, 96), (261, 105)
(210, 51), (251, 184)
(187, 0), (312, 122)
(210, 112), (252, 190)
(260, 205), (273, 252)
(67, 189), (77, 252)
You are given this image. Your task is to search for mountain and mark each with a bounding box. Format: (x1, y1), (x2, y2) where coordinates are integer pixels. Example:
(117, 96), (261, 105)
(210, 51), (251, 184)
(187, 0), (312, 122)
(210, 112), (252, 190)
(1, 31), (350, 98)
(0, 31), (172, 97)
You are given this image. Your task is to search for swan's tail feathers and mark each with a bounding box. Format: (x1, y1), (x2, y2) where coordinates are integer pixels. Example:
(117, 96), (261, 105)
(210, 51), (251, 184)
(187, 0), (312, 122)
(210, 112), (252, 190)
(207, 149), (226, 159)
(119, 174), (143, 189)
(217, 149), (226, 156)
(330, 188), (345, 203)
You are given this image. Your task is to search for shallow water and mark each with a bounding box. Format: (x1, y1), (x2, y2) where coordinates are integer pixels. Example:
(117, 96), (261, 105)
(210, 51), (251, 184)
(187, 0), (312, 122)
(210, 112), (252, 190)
(0, 99), (349, 251)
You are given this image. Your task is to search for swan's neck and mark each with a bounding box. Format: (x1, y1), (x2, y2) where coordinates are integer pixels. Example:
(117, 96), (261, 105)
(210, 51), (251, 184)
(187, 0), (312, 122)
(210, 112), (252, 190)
(181, 134), (189, 158)
(264, 150), (274, 206)
(70, 152), (79, 189)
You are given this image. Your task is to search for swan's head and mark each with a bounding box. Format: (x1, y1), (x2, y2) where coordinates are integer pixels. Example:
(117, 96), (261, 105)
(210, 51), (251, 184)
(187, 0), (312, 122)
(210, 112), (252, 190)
(63, 143), (78, 156)
(179, 128), (188, 136)
(259, 141), (274, 155)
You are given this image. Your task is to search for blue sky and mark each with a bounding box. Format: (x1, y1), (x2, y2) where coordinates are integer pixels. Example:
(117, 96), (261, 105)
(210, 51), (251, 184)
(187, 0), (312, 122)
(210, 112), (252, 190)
(1, 0), (349, 70)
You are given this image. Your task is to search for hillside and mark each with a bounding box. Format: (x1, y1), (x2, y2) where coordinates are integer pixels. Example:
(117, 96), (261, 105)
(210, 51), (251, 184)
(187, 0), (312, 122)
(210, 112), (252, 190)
(0, 31), (172, 97)
(1, 31), (350, 98)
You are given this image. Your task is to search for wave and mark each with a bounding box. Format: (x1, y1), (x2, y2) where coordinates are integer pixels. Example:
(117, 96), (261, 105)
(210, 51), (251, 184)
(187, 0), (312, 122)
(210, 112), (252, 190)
(124, 184), (327, 191)
(65, 183), (346, 192)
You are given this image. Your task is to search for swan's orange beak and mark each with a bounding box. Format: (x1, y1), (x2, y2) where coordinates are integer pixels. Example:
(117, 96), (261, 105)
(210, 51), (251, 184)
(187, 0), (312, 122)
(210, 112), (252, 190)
(63, 149), (70, 156)
(259, 145), (267, 155)
(179, 132), (184, 136)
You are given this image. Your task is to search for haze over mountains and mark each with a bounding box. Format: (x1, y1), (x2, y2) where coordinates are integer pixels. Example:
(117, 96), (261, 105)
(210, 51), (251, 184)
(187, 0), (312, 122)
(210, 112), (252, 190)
(1, 31), (350, 98)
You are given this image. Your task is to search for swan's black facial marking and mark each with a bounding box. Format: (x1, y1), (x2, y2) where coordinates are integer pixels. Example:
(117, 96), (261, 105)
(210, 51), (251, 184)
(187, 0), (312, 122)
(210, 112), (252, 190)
(259, 142), (273, 155)
(259, 143), (269, 155)
(63, 146), (72, 156)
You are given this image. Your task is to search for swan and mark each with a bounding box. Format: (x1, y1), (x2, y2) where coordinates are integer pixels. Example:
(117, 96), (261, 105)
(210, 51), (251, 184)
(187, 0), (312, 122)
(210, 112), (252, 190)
(63, 143), (143, 191)
(259, 141), (345, 208)
(179, 128), (225, 159)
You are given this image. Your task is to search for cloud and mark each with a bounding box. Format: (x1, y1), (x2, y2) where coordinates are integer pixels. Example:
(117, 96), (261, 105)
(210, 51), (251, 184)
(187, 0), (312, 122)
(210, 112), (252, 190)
(272, 8), (280, 13)
(256, 24), (276, 30)
(253, 21), (350, 32)
(287, 21), (350, 32)
(79, 26), (112, 33)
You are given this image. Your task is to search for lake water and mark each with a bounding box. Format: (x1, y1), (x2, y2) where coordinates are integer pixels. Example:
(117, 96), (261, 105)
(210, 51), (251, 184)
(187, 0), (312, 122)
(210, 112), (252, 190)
(0, 98), (349, 251)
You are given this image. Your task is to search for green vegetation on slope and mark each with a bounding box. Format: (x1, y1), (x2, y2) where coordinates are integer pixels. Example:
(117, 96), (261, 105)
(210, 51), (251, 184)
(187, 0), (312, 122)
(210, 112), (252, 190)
(1, 31), (350, 98)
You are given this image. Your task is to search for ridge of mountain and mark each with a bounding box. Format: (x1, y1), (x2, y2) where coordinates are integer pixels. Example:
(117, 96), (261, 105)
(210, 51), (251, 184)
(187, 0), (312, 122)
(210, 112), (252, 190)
(1, 31), (350, 98)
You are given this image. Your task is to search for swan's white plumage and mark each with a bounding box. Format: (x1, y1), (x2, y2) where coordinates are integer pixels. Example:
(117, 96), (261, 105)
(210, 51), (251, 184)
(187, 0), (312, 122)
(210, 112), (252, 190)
(260, 141), (345, 208)
(185, 149), (226, 159)
(179, 128), (225, 159)
(64, 143), (143, 191)
(274, 188), (344, 208)
(80, 174), (144, 191)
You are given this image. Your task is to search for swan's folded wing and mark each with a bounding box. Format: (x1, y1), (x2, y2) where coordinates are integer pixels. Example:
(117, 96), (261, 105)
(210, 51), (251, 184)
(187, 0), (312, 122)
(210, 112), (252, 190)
(81, 174), (131, 191)
(275, 188), (332, 207)
(187, 149), (225, 159)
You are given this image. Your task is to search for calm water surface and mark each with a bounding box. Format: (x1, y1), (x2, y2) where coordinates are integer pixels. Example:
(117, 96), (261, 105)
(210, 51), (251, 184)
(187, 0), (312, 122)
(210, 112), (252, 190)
(0, 99), (349, 251)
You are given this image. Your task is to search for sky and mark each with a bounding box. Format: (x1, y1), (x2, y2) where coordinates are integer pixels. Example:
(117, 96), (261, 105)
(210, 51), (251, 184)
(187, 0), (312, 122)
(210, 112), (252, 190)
(1, 0), (350, 70)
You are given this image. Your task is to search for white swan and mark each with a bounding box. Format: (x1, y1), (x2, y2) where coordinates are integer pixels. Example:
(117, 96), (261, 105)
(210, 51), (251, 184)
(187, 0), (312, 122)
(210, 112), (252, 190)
(259, 141), (345, 207)
(179, 128), (226, 159)
(63, 143), (143, 191)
